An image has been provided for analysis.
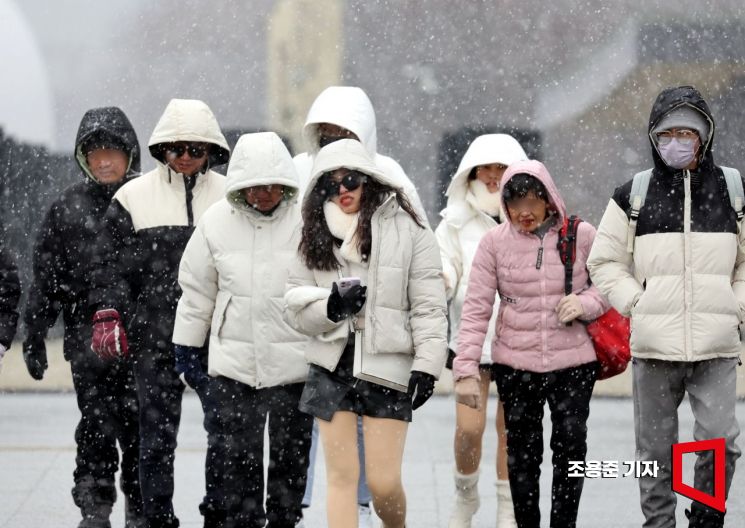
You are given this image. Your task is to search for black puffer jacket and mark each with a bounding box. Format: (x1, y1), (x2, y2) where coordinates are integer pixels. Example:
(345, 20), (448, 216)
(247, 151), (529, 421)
(24, 107), (140, 359)
(0, 242), (20, 348)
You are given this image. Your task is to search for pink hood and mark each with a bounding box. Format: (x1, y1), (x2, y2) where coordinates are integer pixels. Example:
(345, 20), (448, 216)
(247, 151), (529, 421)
(453, 160), (609, 377)
(499, 159), (567, 226)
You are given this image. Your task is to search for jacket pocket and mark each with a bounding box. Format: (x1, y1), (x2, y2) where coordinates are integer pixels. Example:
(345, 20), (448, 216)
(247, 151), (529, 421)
(211, 291), (231, 337)
(373, 309), (414, 354)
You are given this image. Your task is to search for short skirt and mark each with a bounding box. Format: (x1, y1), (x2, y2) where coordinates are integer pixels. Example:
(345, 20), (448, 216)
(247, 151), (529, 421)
(299, 336), (412, 422)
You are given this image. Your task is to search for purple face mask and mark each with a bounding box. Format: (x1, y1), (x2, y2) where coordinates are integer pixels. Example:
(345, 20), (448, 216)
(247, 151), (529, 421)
(658, 138), (698, 169)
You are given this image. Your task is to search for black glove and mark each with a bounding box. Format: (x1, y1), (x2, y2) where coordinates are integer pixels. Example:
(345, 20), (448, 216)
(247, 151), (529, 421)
(327, 282), (367, 322)
(174, 345), (209, 390)
(408, 370), (436, 410)
(23, 336), (48, 380)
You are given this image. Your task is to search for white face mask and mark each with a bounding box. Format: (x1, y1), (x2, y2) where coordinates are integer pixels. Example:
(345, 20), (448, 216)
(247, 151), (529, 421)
(658, 138), (698, 169)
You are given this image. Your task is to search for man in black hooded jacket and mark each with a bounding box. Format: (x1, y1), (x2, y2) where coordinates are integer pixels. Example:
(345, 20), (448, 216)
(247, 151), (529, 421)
(23, 106), (145, 528)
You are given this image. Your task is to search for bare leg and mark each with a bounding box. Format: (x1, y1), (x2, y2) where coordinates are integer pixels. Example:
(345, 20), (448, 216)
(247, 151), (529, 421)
(454, 370), (491, 474)
(496, 398), (509, 480)
(318, 412), (360, 528)
(361, 416), (409, 528)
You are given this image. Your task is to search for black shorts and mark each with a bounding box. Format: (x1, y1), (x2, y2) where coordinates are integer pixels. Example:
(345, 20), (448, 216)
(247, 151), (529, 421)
(299, 339), (412, 422)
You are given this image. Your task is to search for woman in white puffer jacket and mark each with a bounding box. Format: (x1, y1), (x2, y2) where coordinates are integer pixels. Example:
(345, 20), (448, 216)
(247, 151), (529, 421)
(284, 138), (447, 528)
(435, 134), (527, 528)
(172, 132), (312, 527)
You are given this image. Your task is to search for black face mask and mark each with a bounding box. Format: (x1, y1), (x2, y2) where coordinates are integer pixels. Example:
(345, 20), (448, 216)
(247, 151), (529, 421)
(319, 135), (346, 148)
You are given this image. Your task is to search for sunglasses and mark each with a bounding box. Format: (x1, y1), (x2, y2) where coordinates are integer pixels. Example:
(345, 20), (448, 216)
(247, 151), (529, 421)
(323, 171), (367, 197)
(165, 143), (208, 158)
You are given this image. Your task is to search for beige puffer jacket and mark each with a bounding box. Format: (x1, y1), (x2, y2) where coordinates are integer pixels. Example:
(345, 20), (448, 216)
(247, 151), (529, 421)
(284, 139), (448, 378)
(173, 132), (309, 388)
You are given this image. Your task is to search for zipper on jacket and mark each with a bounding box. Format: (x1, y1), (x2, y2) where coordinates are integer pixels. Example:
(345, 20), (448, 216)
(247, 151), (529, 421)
(184, 174), (197, 226)
(683, 170), (693, 360)
(536, 245), (544, 269)
(367, 211), (384, 350)
(534, 228), (548, 269)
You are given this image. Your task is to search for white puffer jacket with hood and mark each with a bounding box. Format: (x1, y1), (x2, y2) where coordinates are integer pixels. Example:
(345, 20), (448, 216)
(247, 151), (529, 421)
(284, 139), (448, 379)
(173, 132), (309, 388)
(114, 98), (230, 232)
(293, 86), (427, 222)
(435, 134), (528, 359)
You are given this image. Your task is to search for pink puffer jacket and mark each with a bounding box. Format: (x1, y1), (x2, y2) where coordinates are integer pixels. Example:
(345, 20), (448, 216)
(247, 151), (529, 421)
(453, 160), (610, 379)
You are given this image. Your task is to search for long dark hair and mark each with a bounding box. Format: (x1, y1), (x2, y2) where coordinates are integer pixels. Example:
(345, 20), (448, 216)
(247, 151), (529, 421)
(299, 173), (424, 271)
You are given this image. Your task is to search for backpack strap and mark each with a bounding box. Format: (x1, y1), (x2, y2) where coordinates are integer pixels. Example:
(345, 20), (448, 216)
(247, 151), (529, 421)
(557, 215), (581, 295)
(721, 166), (745, 222)
(627, 169), (653, 253)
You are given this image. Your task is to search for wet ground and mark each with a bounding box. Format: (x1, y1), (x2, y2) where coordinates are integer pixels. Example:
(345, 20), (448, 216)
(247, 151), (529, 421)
(1, 393), (743, 527)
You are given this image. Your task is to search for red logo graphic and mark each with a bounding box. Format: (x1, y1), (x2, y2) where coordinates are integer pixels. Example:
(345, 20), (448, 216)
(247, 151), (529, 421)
(671, 438), (726, 512)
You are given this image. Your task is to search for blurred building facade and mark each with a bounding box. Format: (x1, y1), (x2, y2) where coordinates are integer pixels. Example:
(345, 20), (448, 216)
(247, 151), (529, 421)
(6, 0), (745, 251)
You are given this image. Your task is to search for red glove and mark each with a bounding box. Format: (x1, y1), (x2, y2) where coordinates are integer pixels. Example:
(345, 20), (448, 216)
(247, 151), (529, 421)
(91, 309), (129, 360)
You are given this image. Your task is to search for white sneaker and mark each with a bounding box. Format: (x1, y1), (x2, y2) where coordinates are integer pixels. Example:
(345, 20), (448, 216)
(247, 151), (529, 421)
(358, 504), (373, 528)
(448, 470), (479, 528)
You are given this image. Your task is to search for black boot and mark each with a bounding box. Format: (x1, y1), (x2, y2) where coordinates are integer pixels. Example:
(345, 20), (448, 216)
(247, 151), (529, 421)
(124, 496), (147, 528)
(685, 503), (725, 528)
(146, 516), (180, 528)
(203, 510), (229, 528)
(73, 476), (114, 528)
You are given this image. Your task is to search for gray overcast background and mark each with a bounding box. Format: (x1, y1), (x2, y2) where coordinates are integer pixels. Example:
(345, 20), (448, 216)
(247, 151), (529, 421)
(3, 0), (745, 220)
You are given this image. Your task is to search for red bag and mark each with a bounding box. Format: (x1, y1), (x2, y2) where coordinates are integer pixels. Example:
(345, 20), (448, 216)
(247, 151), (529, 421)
(558, 216), (631, 380)
(584, 308), (631, 379)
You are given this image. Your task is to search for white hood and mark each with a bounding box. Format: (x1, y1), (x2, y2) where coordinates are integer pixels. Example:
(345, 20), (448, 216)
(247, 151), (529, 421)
(445, 134), (528, 202)
(304, 139), (400, 210)
(442, 134), (528, 227)
(225, 132), (299, 212)
(302, 86), (377, 155)
(148, 98), (230, 166)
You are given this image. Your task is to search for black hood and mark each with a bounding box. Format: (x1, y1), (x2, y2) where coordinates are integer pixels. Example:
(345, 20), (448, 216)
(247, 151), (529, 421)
(647, 85), (716, 173)
(75, 107), (141, 177)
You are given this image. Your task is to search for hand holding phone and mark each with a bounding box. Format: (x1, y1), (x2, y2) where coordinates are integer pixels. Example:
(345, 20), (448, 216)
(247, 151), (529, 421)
(327, 278), (367, 322)
(336, 277), (361, 296)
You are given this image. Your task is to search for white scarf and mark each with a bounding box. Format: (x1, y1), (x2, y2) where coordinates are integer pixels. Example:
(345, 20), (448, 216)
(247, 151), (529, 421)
(323, 201), (363, 263)
(469, 179), (503, 219)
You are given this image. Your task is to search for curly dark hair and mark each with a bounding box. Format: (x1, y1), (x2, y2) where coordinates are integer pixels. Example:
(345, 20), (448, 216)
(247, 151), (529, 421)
(299, 172), (424, 271)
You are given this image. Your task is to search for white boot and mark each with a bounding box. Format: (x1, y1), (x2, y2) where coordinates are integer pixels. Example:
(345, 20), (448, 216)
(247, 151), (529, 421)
(448, 469), (480, 528)
(496, 479), (518, 528)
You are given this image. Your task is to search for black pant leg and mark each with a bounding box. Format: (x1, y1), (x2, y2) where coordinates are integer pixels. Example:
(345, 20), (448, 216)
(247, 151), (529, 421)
(201, 377), (268, 528)
(111, 357), (143, 517)
(493, 364), (547, 528)
(264, 383), (313, 528)
(69, 346), (120, 517)
(546, 362), (597, 528)
(133, 342), (184, 525)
